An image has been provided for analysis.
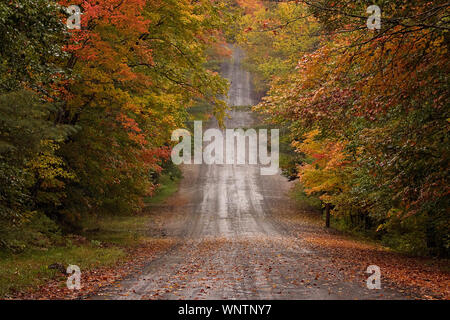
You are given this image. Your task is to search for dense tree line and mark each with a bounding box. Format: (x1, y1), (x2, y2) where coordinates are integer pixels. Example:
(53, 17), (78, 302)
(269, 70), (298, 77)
(0, 0), (231, 250)
(237, 0), (449, 256)
(1, 0), (448, 257)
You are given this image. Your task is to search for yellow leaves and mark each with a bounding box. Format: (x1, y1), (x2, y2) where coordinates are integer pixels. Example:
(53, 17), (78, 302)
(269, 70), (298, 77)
(294, 130), (347, 169)
(376, 224), (385, 233)
(236, 0), (319, 87)
(235, 0), (264, 15)
(295, 130), (350, 199)
(27, 140), (76, 188)
(293, 129), (320, 155)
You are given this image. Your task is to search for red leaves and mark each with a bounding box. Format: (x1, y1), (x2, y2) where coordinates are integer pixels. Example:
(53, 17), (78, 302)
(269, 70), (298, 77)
(140, 146), (171, 173)
(117, 113), (142, 134)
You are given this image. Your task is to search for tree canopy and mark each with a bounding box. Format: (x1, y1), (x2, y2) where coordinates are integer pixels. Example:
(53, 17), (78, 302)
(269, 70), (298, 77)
(238, 0), (449, 255)
(1, 0), (231, 245)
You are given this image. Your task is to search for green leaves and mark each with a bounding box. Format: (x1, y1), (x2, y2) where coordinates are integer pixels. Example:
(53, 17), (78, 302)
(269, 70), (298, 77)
(0, 0), (67, 93)
(0, 91), (73, 227)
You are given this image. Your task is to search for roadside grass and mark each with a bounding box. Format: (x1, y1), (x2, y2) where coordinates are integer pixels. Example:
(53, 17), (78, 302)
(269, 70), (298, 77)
(145, 173), (181, 206)
(0, 244), (124, 298)
(188, 101), (214, 122)
(81, 215), (152, 247)
(230, 105), (252, 111)
(289, 183), (322, 213)
(0, 171), (181, 298)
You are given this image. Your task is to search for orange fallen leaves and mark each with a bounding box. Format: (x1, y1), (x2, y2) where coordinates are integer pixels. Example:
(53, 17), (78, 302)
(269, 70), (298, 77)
(303, 233), (450, 300)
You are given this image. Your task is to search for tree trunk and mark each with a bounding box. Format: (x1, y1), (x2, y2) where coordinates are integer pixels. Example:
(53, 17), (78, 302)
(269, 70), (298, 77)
(325, 203), (331, 228)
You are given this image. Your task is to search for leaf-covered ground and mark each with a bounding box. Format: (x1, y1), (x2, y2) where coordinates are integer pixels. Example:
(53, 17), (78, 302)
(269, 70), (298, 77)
(90, 202), (448, 300)
(9, 202), (449, 300)
(274, 209), (450, 300)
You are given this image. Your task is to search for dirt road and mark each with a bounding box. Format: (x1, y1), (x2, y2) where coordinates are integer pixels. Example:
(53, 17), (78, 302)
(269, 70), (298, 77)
(93, 46), (409, 300)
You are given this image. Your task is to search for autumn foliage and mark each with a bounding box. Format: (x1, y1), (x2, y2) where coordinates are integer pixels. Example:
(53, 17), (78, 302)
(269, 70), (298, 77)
(0, 0), (448, 259)
(239, 0), (449, 255)
(0, 0), (229, 248)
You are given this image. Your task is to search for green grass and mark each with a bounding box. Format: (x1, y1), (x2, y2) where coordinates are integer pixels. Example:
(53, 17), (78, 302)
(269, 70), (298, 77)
(0, 245), (124, 298)
(230, 105), (252, 111)
(188, 101), (215, 122)
(145, 173), (181, 205)
(0, 212), (160, 298)
(289, 183), (322, 211)
(81, 215), (153, 246)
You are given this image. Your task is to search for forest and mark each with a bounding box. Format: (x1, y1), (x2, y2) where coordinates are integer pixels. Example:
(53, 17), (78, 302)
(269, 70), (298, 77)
(237, 0), (449, 256)
(0, 0), (448, 300)
(0, 0), (230, 249)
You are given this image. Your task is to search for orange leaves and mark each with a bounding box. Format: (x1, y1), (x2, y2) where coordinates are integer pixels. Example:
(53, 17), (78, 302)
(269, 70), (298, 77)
(211, 42), (233, 58)
(293, 130), (350, 202)
(116, 113), (148, 149)
(302, 231), (450, 300)
(140, 147), (170, 173)
(115, 112), (171, 174)
(235, 0), (264, 15)
(294, 130), (347, 169)
(61, 0), (153, 84)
